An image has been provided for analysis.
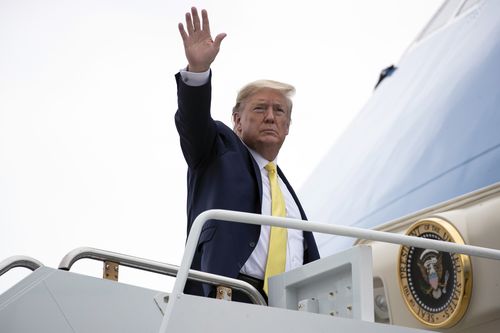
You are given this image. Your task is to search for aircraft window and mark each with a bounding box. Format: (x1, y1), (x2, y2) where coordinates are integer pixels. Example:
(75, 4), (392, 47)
(457, 0), (481, 15)
(417, 0), (463, 41)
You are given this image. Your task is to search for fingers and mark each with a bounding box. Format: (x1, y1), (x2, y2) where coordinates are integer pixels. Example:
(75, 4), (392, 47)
(178, 6), (226, 48)
(178, 23), (188, 42)
(201, 9), (211, 35)
(185, 11), (194, 35)
(213, 33), (227, 49)
(182, 7), (211, 37)
(191, 7), (201, 33)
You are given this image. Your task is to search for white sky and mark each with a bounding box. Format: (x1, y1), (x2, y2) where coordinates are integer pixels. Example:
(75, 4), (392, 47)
(0, 0), (442, 293)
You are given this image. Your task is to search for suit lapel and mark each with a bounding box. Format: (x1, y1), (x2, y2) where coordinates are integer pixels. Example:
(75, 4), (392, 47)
(250, 153), (263, 211)
(277, 166), (308, 220)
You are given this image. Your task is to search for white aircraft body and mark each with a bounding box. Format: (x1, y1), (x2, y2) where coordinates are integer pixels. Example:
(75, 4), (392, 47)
(301, 0), (500, 330)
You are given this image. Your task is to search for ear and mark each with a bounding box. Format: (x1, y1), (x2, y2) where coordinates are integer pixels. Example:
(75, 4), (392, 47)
(232, 112), (241, 133)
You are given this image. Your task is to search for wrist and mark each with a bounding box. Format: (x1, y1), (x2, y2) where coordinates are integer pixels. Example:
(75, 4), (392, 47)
(187, 64), (210, 73)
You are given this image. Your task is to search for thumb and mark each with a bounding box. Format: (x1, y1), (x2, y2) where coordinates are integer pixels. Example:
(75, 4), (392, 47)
(213, 33), (227, 49)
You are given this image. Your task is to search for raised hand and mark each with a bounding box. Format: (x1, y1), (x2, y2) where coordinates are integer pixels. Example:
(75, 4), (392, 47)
(178, 7), (226, 72)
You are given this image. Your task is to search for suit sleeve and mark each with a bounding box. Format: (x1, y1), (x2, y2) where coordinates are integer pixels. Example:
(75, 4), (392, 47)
(174, 72), (218, 169)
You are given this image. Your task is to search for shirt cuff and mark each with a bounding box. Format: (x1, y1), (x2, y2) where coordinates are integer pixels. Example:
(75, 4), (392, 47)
(179, 67), (210, 87)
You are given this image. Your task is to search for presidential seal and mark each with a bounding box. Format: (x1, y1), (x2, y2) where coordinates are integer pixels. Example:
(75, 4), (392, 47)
(398, 218), (472, 328)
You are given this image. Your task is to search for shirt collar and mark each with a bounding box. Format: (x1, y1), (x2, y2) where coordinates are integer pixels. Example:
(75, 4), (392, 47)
(247, 147), (278, 170)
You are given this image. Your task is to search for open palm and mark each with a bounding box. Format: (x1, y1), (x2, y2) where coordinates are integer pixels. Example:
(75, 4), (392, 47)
(178, 7), (226, 73)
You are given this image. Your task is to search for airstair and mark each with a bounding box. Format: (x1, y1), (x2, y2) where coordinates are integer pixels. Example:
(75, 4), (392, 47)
(2, 209), (500, 332)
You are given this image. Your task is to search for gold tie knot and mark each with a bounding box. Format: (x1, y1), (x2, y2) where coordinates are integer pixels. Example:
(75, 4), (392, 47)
(265, 162), (277, 174)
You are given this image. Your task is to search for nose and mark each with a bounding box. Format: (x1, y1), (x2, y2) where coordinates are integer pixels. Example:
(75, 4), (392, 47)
(263, 106), (275, 122)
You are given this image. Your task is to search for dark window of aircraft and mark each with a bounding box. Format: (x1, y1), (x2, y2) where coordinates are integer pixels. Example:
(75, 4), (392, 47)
(374, 65), (397, 89)
(417, 0), (464, 41)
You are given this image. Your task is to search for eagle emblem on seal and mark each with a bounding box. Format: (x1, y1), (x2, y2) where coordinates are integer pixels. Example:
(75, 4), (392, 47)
(417, 249), (450, 300)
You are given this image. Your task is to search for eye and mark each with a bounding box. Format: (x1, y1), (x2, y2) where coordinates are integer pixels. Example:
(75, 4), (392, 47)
(253, 105), (265, 112)
(274, 106), (286, 115)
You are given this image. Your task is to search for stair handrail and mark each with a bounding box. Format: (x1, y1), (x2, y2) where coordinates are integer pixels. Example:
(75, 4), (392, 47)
(0, 256), (43, 277)
(59, 246), (266, 306)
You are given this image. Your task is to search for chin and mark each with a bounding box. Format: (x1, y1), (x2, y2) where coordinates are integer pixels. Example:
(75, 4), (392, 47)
(258, 138), (284, 147)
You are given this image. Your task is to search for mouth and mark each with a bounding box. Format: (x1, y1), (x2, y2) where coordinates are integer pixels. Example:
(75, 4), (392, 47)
(261, 128), (278, 136)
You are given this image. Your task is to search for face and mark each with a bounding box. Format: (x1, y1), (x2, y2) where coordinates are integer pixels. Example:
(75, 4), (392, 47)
(233, 88), (291, 160)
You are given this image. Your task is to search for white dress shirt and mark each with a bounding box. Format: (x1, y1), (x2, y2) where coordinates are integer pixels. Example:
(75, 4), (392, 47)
(240, 149), (304, 279)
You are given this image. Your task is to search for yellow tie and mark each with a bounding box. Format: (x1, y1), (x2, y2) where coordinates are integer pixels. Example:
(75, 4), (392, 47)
(263, 162), (287, 294)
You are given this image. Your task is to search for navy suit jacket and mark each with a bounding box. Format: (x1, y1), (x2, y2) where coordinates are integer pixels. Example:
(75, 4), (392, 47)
(174, 72), (320, 296)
